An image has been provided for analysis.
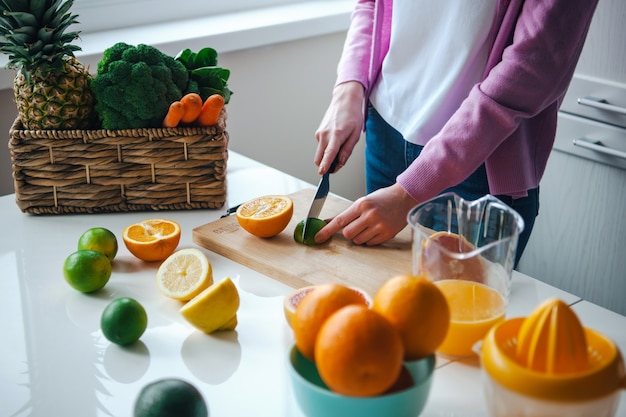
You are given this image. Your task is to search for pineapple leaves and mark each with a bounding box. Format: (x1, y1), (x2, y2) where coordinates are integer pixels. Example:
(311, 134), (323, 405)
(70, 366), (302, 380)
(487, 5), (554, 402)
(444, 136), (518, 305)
(30, 0), (49, 22)
(3, 11), (38, 27)
(0, 0), (82, 73)
(38, 26), (54, 43)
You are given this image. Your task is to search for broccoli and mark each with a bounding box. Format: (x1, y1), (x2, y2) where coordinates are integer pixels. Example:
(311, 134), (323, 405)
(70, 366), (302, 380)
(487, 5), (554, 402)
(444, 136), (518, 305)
(91, 43), (189, 129)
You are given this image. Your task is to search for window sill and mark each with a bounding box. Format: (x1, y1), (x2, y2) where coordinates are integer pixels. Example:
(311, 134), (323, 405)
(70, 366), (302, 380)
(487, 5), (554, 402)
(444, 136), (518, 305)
(0, 0), (352, 90)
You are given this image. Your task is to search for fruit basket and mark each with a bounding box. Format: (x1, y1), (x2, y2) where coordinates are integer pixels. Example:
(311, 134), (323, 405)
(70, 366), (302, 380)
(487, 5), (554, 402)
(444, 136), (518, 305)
(8, 110), (229, 214)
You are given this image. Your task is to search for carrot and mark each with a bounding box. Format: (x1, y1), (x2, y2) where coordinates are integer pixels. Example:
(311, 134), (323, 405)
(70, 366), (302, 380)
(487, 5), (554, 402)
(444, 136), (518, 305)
(163, 101), (185, 128)
(196, 94), (225, 126)
(180, 93), (203, 124)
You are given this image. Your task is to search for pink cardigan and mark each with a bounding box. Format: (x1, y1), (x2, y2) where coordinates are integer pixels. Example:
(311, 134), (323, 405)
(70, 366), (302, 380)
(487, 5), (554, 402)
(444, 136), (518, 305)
(336, 0), (598, 199)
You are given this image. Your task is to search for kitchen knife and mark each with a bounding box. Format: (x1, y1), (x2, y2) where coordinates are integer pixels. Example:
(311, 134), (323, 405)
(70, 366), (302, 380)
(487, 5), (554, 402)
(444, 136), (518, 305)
(302, 155), (340, 240)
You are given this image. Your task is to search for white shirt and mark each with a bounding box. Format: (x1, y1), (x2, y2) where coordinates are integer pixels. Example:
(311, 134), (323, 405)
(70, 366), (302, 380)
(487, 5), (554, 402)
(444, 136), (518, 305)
(369, 0), (497, 145)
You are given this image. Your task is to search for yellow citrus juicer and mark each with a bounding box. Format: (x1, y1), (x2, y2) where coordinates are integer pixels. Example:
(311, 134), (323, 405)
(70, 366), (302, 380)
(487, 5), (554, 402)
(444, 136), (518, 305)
(480, 298), (626, 417)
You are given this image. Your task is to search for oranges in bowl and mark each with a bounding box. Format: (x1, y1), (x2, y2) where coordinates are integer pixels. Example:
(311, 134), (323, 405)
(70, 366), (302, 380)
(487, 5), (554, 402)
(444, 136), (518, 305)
(287, 277), (449, 416)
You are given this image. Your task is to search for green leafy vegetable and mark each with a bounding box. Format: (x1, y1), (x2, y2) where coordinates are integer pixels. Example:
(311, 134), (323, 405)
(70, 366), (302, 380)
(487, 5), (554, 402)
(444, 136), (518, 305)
(176, 47), (233, 103)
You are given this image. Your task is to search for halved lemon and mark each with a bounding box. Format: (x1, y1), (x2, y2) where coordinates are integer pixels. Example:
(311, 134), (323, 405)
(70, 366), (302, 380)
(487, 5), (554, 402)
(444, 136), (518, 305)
(156, 248), (213, 301)
(235, 195), (293, 238)
(180, 277), (240, 333)
(123, 218), (181, 262)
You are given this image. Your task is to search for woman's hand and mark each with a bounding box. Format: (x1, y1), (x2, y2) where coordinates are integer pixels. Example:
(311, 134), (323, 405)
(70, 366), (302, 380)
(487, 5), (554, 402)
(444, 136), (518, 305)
(314, 183), (419, 246)
(314, 81), (365, 174)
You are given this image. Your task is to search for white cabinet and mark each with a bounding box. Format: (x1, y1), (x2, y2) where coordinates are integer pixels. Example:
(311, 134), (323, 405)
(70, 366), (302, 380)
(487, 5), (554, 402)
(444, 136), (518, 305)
(518, 115), (626, 315)
(517, 0), (626, 315)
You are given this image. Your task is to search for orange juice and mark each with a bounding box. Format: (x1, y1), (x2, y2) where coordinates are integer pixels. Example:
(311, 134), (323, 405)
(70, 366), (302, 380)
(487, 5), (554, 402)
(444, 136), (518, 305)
(435, 280), (506, 358)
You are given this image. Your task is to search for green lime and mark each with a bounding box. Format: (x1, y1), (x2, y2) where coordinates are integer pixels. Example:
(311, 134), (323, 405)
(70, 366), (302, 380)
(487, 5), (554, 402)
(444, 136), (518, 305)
(78, 227), (118, 261)
(63, 250), (112, 293)
(134, 378), (208, 417)
(101, 297), (148, 345)
(293, 218), (327, 245)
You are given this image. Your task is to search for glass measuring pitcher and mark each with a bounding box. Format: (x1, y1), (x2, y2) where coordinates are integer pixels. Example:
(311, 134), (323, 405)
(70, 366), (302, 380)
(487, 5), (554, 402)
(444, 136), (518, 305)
(407, 193), (524, 358)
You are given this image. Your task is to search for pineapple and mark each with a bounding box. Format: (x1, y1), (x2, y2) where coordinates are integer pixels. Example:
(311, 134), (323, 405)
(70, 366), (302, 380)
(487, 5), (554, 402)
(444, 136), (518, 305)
(0, 0), (96, 130)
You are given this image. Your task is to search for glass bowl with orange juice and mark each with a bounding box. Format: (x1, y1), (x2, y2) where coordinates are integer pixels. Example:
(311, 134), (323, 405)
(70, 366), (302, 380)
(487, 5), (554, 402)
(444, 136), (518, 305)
(407, 193), (524, 359)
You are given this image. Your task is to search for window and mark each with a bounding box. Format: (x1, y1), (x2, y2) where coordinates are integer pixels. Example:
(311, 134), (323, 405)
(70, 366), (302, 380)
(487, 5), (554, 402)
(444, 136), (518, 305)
(72, 0), (319, 33)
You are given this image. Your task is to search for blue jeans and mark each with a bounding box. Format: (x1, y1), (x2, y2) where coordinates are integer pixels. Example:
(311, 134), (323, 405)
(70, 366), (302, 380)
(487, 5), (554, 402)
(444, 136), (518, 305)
(364, 105), (538, 267)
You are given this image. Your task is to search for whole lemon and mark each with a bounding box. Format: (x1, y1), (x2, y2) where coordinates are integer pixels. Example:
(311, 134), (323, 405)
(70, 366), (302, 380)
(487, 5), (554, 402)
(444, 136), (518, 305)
(101, 297), (148, 346)
(63, 250), (112, 293)
(78, 227), (118, 261)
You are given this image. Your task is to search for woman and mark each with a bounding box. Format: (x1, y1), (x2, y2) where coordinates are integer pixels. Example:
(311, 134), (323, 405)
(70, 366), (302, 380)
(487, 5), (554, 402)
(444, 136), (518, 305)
(312, 0), (598, 265)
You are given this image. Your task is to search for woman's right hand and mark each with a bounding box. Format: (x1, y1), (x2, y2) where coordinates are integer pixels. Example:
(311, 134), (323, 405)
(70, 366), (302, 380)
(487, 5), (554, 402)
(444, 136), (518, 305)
(314, 81), (366, 175)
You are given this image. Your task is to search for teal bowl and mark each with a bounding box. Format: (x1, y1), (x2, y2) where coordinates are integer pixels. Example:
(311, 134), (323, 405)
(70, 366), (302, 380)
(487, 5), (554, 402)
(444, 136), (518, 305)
(288, 346), (435, 417)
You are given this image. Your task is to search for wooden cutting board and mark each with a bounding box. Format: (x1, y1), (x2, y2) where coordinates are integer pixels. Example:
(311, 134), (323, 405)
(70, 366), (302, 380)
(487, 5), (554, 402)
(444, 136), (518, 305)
(192, 189), (414, 296)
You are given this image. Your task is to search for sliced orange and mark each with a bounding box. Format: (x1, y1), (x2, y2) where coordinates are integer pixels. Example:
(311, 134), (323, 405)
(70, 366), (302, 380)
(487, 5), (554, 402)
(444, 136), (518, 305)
(235, 195), (293, 238)
(122, 219), (181, 262)
(283, 286), (317, 329)
(156, 248), (213, 301)
(420, 231), (486, 283)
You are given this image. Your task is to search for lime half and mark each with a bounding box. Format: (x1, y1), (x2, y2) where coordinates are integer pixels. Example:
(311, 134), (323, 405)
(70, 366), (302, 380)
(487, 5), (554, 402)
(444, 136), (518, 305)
(294, 218), (327, 245)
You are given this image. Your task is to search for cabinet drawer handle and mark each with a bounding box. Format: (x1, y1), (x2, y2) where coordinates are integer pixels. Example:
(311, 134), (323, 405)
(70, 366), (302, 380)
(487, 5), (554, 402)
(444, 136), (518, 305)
(577, 96), (626, 115)
(572, 138), (626, 160)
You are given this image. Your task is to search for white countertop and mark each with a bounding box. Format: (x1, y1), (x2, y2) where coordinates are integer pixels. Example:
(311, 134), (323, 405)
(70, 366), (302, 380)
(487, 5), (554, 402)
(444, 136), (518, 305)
(1, 152), (624, 417)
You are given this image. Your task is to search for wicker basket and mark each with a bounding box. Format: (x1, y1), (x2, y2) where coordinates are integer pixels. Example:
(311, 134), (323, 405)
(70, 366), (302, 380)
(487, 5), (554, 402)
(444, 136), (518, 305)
(9, 111), (229, 214)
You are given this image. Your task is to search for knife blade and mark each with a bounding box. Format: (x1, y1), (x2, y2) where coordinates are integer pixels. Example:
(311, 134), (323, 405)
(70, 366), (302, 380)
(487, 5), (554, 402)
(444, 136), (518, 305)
(302, 155), (339, 240)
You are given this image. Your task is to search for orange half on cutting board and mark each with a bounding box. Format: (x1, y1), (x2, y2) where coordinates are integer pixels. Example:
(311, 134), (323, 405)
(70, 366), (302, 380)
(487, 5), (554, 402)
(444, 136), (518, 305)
(235, 195), (293, 238)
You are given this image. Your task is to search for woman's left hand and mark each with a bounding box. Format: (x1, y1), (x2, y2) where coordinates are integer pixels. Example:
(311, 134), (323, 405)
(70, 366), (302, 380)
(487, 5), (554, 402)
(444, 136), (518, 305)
(314, 183), (418, 246)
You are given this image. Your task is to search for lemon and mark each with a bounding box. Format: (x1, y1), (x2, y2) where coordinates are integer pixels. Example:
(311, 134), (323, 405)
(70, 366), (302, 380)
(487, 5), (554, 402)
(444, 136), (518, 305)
(77, 227), (118, 261)
(180, 277), (240, 333)
(63, 250), (112, 293)
(293, 218), (327, 245)
(101, 297), (148, 345)
(156, 248), (213, 301)
(134, 378), (208, 417)
(235, 195), (293, 238)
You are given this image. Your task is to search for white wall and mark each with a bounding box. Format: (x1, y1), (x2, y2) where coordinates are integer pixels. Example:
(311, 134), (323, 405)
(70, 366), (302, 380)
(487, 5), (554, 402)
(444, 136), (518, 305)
(0, 32), (366, 201)
(219, 33), (366, 202)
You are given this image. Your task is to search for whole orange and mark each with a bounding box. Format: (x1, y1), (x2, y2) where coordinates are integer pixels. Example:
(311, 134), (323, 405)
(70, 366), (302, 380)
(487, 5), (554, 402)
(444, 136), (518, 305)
(315, 305), (404, 397)
(373, 274), (450, 360)
(284, 285), (371, 329)
(292, 283), (369, 361)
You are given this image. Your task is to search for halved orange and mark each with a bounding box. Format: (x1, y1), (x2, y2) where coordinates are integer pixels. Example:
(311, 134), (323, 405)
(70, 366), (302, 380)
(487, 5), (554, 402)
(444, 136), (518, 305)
(420, 231), (486, 283)
(235, 195), (293, 238)
(122, 219), (181, 262)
